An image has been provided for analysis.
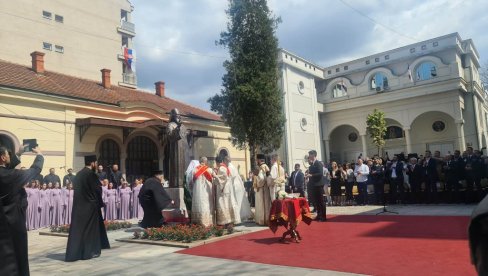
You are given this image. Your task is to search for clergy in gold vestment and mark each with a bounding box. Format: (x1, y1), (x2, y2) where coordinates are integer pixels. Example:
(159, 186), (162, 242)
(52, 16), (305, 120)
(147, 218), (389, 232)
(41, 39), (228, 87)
(190, 157), (215, 227)
(254, 158), (271, 226)
(213, 158), (236, 226)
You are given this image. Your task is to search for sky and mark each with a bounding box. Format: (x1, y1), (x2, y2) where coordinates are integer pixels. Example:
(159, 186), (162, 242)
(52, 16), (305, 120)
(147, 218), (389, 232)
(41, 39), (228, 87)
(130, 0), (488, 111)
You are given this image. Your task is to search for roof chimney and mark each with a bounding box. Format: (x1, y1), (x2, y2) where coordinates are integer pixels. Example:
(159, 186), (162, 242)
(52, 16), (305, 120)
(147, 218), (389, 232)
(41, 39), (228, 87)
(101, 69), (111, 89)
(30, 51), (45, 73)
(155, 81), (165, 97)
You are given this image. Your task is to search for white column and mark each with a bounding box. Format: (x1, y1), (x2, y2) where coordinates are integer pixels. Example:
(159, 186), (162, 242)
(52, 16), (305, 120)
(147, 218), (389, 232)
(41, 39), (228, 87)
(324, 139), (330, 162)
(456, 120), (466, 152)
(404, 126), (412, 154)
(361, 134), (367, 159)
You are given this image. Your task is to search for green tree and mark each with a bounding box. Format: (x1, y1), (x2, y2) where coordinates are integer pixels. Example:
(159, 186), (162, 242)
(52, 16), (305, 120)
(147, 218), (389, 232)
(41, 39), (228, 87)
(208, 0), (285, 165)
(366, 109), (387, 156)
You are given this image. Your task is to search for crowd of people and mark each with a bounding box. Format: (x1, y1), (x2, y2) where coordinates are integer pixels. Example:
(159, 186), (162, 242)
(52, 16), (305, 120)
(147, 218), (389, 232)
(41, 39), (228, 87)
(24, 165), (146, 231)
(283, 146), (488, 208)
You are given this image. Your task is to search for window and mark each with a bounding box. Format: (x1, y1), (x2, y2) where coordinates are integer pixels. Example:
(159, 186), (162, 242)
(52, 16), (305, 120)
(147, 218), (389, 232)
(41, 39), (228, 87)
(365, 60), (370, 65)
(333, 83), (347, 98)
(327, 70), (331, 75)
(335, 68), (340, 72)
(300, 118), (308, 131)
(432, 121), (445, 132)
(55, 45), (64, 53)
(121, 9), (129, 21)
(43, 42), (52, 51)
(421, 45), (427, 50)
(416, 61), (437, 81)
(298, 81), (305, 94)
(98, 139), (120, 168)
(122, 36), (129, 48)
(433, 41), (439, 47)
(371, 72), (388, 91)
(344, 65), (348, 70)
(55, 15), (64, 23)
(375, 57), (380, 62)
(410, 48), (416, 53)
(42, 11), (52, 19)
(385, 55), (390, 60)
(384, 126), (404, 139)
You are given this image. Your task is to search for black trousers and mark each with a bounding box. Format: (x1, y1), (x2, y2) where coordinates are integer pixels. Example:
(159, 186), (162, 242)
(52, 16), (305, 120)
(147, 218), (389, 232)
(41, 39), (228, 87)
(312, 185), (326, 220)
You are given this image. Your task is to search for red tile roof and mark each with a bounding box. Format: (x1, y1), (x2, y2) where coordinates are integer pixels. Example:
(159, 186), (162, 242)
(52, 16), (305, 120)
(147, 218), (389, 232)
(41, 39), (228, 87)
(0, 59), (222, 121)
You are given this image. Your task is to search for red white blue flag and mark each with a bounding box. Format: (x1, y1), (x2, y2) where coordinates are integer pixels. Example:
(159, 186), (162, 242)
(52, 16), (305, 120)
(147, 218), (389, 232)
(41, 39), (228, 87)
(124, 47), (134, 71)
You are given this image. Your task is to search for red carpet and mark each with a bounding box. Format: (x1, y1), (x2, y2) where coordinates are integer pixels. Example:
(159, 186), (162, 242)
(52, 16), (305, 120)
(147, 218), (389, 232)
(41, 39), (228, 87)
(179, 215), (476, 276)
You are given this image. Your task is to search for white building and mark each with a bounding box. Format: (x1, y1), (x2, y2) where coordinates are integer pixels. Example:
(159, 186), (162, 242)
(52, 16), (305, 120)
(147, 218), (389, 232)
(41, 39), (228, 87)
(0, 0), (137, 88)
(279, 33), (486, 168)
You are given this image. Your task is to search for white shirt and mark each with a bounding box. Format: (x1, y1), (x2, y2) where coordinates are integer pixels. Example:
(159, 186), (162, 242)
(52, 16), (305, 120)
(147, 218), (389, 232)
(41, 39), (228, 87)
(354, 164), (369, 183)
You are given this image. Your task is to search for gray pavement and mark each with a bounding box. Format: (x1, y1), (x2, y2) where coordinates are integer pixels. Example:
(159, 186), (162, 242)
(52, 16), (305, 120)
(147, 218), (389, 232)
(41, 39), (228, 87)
(28, 204), (476, 276)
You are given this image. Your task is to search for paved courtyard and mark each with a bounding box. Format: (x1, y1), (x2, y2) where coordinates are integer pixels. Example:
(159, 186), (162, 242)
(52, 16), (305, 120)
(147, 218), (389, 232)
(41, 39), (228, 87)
(28, 204), (476, 276)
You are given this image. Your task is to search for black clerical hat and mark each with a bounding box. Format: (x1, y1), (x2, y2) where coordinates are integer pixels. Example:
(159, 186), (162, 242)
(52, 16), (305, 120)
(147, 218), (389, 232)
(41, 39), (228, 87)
(256, 154), (265, 160)
(84, 155), (97, 164)
(152, 169), (164, 176)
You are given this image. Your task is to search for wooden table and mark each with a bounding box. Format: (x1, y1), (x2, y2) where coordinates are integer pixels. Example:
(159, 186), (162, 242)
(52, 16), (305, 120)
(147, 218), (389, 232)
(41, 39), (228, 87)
(269, 198), (312, 243)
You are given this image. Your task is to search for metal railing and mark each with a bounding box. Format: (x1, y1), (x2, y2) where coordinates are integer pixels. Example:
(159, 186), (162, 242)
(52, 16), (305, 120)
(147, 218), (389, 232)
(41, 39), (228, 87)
(122, 73), (137, 85)
(120, 20), (135, 33)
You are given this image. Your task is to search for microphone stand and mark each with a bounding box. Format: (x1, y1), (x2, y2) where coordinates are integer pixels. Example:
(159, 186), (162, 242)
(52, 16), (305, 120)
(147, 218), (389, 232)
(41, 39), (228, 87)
(376, 180), (398, 215)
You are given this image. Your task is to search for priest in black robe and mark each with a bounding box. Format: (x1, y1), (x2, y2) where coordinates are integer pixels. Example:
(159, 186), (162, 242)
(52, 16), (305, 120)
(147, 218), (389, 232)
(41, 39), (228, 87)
(469, 194), (488, 275)
(65, 155), (110, 262)
(139, 170), (173, 228)
(0, 146), (44, 276)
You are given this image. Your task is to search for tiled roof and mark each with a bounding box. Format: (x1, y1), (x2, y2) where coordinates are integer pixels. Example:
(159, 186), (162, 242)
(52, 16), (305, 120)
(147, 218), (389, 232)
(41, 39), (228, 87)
(0, 59), (222, 121)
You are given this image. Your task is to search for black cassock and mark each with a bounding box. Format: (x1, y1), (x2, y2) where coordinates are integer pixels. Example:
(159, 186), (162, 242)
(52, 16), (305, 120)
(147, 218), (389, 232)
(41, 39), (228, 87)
(0, 153), (44, 276)
(469, 194), (488, 275)
(65, 167), (110, 262)
(139, 177), (172, 228)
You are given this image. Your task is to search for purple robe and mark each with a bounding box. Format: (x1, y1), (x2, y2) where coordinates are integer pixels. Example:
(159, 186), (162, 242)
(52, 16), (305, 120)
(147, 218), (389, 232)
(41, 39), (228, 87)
(119, 187), (132, 220)
(63, 188), (74, 224)
(50, 188), (63, 226)
(104, 189), (118, 221)
(26, 188), (40, 230)
(38, 189), (51, 228)
(132, 185), (144, 219)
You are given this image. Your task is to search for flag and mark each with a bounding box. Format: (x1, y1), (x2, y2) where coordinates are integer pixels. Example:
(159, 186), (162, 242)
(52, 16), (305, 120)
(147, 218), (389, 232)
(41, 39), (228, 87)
(123, 47), (134, 71)
(340, 79), (348, 93)
(407, 64), (413, 82)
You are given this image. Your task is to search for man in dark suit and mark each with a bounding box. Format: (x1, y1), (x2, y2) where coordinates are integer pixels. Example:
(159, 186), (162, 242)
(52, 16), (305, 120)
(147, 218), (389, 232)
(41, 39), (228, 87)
(387, 155), (405, 204)
(289, 163), (305, 197)
(423, 150), (439, 203)
(406, 157), (423, 204)
(443, 154), (460, 203)
(109, 164), (123, 189)
(306, 150), (326, 222)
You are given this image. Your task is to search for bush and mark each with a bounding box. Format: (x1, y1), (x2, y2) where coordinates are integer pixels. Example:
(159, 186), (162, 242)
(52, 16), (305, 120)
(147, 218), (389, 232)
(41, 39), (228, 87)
(133, 224), (232, 243)
(50, 221), (132, 233)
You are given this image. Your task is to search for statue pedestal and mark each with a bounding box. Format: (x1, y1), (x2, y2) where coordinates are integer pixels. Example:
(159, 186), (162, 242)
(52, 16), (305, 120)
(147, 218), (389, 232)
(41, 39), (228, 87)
(163, 187), (189, 223)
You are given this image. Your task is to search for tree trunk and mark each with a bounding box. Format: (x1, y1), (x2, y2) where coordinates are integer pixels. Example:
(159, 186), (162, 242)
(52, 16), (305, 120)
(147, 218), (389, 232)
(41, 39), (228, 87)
(250, 144), (257, 170)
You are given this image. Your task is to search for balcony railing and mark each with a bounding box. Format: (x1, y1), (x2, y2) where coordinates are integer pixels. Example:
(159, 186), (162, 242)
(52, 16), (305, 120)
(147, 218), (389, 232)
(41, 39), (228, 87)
(120, 20), (135, 34)
(122, 73), (137, 86)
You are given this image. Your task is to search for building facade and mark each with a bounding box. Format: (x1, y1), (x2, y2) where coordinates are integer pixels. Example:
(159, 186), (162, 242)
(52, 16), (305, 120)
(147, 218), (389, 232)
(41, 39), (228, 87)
(0, 0), (137, 87)
(279, 33), (486, 166)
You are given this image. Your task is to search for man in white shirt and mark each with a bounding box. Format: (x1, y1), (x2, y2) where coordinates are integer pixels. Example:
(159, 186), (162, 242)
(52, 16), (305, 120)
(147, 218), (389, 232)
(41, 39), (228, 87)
(354, 158), (369, 205)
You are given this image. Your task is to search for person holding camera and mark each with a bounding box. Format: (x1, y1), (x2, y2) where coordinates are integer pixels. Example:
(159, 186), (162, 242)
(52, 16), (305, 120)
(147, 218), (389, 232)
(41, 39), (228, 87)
(0, 145), (44, 276)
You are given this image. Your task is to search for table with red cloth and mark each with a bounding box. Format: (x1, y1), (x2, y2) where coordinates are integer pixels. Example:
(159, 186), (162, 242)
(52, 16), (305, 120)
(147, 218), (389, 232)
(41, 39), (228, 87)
(269, 197), (312, 242)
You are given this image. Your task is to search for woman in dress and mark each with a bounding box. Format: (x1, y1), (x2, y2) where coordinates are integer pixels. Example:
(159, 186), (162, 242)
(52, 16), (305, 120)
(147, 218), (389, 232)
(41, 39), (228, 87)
(63, 182), (74, 224)
(118, 179), (132, 220)
(104, 182), (118, 221)
(330, 162), (344, 206)
(38, 183), (51, 228)
(131, 178), (144, 219)
(50, 182), (63, 226)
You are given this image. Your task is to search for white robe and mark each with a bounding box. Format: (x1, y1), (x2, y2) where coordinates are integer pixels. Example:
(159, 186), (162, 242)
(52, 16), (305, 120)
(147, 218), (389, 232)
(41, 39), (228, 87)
(269, 162), (286, 202)
(254, 164), (271, 225)
(228, 163), (252, 222)
(190, 166), (215, 227)
(214, 165), (235, 225)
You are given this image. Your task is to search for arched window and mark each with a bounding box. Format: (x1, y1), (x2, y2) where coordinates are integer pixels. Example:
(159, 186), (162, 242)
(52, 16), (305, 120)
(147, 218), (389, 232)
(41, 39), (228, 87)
(416, 61), (437, 81)
(126, 136), (159, 180)
(98, 139), (120, 167)
(384, 126), (404, 139)
(332, 83), (347, 98)
(371, 72), (389, 91)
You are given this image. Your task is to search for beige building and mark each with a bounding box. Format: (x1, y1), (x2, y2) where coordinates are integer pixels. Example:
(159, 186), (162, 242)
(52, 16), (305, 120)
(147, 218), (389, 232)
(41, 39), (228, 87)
(0, 0), (137, 88)
(279, 33), (486, 166)
(0, 52), (249, 184)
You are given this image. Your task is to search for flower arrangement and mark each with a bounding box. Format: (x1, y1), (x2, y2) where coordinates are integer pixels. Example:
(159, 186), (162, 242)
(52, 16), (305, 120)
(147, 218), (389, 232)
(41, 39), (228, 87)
(50, 221), (132, 233)
(277, 190), (288, 200)
(133, 224), (234, 243)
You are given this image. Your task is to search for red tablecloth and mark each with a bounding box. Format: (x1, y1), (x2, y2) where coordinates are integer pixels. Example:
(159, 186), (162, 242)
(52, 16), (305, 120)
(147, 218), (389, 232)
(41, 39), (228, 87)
(269, 198), (312, 233)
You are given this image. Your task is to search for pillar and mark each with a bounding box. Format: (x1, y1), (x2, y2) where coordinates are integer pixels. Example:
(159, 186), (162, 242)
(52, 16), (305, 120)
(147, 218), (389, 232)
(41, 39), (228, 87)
(456, 119), (466, 152)
(360, 134), (367, 159)
(403, 126), (412, 154)
(324, 139), (330, 162)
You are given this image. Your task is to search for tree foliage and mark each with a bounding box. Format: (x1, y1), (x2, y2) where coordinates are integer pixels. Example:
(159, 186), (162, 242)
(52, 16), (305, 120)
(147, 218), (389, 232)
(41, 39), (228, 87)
(208, 0), (285, 160)
(366, 109), (387, 155)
